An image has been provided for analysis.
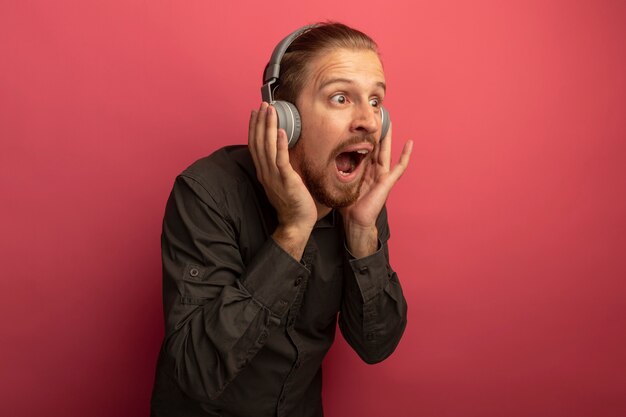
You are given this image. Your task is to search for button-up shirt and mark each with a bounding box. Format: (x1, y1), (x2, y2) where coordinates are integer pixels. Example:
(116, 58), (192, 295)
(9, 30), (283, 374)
(151, 146), (407, 417)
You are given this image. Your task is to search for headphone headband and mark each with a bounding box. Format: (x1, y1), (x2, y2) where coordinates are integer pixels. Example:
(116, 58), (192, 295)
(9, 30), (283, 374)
(261, 24), (318, 103)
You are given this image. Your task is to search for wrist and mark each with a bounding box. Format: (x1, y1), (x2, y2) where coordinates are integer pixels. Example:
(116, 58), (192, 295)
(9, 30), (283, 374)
(272, 223), (313, 261)
(344, 223), (378, 258)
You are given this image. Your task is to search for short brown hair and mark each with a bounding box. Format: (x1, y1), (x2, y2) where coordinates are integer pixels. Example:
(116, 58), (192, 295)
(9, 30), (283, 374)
(272, 22), (379, 104)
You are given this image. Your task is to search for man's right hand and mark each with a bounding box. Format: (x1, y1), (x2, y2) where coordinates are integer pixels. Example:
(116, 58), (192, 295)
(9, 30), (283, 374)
(248, 102), (317, 260)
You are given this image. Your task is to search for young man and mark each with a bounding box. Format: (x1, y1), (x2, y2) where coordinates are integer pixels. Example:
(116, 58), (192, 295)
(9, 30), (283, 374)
(151, 22), (412, 417)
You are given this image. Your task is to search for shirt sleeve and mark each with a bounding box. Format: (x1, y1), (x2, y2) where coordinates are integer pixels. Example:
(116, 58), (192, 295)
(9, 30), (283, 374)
(338, 206), (408, 364)
(158, 174), (308, 402)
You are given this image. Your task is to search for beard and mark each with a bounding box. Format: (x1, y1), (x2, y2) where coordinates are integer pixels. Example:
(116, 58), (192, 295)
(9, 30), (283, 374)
(299, 159), (366, 208)
(293, 134), (375, 209)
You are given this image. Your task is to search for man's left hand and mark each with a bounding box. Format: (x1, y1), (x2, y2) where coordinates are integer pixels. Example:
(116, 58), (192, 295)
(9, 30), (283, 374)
(340, 124), (413, 258)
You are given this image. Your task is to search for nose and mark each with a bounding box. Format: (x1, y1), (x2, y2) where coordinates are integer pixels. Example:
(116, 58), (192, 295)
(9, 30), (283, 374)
(349, 101), (379, 135)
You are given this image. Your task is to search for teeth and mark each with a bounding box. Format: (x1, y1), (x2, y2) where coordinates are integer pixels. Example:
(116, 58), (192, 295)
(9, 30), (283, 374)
(356, 149), (369, 154)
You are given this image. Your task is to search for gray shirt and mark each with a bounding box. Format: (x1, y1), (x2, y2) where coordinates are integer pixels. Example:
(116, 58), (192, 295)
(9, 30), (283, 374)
(151, 145), (407, 417)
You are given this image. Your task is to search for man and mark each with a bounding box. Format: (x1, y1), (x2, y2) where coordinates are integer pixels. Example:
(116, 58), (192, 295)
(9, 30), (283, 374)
(151, 22), (413, 417)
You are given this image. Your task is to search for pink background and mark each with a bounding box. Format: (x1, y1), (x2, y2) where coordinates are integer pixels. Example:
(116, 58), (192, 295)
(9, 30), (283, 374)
(2, 1), (626, 416)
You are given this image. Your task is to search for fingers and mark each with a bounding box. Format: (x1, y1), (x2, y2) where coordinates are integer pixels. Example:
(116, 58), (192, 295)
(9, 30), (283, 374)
(248, 108), (261, 178)
(387, 139), (413, 183)
(248, 102), (296, 187)
(275, 128), (291, 176)
(249, 102), (282, 182)
(376, 122), (412, 185)
(254, 103), (271, 179)
(264, 106), (279, 174)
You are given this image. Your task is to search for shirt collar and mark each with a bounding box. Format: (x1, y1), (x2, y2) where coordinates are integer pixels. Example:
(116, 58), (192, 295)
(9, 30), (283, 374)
(315, 210), (336, 229)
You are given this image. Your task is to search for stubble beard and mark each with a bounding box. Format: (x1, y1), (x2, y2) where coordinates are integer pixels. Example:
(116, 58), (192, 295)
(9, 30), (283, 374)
(292, 134), (375, 209)
(299, 159), (365, 209)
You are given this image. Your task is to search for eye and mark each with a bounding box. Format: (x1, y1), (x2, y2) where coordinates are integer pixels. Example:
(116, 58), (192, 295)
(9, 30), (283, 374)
(330, 94), (348, 104)
(369, 97), (380, 107)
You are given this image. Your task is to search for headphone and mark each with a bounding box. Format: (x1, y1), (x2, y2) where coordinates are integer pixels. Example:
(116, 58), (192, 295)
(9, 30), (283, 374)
(260, 24), (391, 148)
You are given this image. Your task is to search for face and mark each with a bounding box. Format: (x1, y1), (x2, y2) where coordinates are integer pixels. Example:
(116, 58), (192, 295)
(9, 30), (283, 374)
(289, 48), (386, 209)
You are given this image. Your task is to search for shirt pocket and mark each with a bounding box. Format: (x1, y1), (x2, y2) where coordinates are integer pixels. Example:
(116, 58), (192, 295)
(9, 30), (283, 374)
(179, 263), (223, 305)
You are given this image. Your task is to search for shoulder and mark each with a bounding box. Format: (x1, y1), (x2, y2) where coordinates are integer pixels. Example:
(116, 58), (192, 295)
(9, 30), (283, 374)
(166, 145), (259, 211)
(182, 145), (256, 190)
(175, 145), (260, 201)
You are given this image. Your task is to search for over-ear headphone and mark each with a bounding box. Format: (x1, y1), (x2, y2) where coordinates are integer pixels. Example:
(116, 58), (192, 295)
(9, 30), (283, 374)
(260, 25), (391, 149)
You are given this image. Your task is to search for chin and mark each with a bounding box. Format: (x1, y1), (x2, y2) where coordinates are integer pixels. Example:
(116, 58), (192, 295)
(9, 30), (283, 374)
(312, 179), (363, 209)
(299, 158), (365, 208)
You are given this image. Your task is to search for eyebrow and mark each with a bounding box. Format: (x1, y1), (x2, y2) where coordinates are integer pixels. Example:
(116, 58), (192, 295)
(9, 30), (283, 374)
(318, 78), (386, 93)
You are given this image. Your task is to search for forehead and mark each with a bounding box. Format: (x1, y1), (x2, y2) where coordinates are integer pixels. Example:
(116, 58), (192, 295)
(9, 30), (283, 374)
(305, 48), (385, 91)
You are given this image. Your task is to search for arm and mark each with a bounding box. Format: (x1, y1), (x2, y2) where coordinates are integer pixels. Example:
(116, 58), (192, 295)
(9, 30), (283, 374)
(160, 103), (318, 402)
(338, 124), (412, 362)
(160, 175), (307, 401)
(338, 206), (407, 363)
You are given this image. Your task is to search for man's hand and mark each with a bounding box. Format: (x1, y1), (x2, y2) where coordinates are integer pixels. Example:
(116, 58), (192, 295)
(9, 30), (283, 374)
(249, 102), (317, 260)
(340, 124), (413, 258)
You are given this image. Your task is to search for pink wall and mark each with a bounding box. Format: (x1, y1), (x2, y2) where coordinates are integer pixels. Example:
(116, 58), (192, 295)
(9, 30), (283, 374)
(2, 1), (625, 416)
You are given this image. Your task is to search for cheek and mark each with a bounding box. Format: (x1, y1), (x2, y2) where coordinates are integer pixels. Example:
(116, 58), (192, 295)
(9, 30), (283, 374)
(288, 145), (304, 176)
(297, 105), (345, 156)
(300, 102), (340, 133)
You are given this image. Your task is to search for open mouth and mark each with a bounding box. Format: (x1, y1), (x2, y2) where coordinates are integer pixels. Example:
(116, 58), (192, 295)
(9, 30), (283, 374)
(335, 149), (369, 176)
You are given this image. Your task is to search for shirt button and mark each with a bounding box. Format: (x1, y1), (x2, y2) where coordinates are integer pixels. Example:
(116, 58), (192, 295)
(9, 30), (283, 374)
(359, 266), (369, 274)
(294, 276), (303, 286)
(189, 267), (199, 277)
(366, 332), (375, 341)
(258, 331), (268, 344)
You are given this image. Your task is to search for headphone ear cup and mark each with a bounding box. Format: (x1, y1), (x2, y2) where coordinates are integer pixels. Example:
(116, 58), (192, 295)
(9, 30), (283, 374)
(380, 106), (391, 141)
(272, 101), (301, 148)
